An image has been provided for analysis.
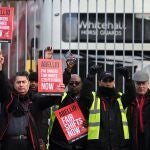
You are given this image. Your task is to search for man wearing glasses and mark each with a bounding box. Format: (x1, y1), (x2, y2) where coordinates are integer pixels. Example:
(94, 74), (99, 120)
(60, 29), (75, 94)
(128, 71), (150, 150)
(49, 74), (87, 150)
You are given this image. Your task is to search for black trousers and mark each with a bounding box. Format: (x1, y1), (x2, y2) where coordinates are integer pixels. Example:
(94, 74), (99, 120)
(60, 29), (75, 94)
(49, 140), (84, 150)
(1, 139), (33, 150)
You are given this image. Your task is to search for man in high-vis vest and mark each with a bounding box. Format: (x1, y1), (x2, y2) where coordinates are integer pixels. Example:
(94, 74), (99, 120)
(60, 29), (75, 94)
(44, 49), (77, 149)
(80, 66), (136, 150)
(48, 74), (87, 150)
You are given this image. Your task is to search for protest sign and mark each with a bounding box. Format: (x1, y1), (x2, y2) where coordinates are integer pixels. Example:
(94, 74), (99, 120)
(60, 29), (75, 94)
(38, 59), (64, 93)
(55, 101), (88, 143)
(0, 7), (14, 42)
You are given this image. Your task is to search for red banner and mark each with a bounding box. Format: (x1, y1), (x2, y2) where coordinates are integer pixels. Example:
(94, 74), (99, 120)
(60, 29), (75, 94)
(55, 101), (88, 143)
(38, 59), (64, 93)
(0, 7), (14, 42)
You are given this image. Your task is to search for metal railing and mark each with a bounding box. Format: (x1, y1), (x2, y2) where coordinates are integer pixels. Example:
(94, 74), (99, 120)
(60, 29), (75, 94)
(0, 0), (149, 91)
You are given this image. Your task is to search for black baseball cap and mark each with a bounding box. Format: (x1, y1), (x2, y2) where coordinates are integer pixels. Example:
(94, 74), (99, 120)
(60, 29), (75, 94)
(99, 71), (114, 82)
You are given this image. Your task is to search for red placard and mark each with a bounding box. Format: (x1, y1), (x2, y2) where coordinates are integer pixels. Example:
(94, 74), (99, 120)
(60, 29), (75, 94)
(0, 7), (14, 42)
(38, 59), (64, 93)
(55, 101), (88, 143)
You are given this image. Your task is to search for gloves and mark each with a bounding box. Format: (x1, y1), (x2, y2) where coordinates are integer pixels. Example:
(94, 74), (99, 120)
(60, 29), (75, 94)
(89, 65), (103, 75)
(82, 120), (88, 128)
(87, 65), (103, 80)
(116, 66), (131, 79)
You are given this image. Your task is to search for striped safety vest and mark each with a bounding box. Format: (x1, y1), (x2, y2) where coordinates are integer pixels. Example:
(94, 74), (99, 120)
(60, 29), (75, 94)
(48, 92), (67, 135)
(88, 92), (129, 140)
(46, 92), (69, 149)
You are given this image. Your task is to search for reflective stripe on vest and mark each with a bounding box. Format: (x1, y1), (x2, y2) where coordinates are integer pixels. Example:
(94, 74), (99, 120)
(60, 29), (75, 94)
(117, 97), (129, 139)
(48, 92), (67, 135)
(88, 92), (129, 140)
(88, 92), (100, 140)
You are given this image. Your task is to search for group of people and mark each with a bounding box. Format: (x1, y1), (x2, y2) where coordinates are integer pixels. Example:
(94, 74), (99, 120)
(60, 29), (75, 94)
(0, 48), (150, 150)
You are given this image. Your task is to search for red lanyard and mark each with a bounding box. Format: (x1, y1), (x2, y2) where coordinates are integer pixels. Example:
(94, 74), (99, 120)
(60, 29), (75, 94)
(136, 96), (144, 133)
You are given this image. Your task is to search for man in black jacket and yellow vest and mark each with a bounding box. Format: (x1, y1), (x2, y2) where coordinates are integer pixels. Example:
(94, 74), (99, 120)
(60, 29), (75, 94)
(80, 66), (136, 150)
(0, 53), (61, 150)
(49, 74), (87, 150)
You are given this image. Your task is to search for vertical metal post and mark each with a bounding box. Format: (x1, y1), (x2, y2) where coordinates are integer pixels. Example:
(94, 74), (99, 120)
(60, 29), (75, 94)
(25, 1), (28, 70)
(113, 0), (116, 80)
(77, 0), (80, 75)
(7, 1), (10, 78)
(51, 0), (54, 48)
(60, 0), (62, 58)
(122, 0), (126, 92)
(33, 1), (37, 61)
(95, 0), (98, 91)
(141, 0), (145, 69)
(132, 0), (135, 74)
(86, 0), (89, 75)
(104, 0), (107, 71)
(69, 0), (71, 52)
(16, 2), (19, 72)
(8, 43), (10, 78)
(41, 1), (45, 59)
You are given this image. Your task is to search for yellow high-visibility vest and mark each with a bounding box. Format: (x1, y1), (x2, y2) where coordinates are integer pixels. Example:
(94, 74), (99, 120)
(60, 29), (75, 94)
(48, 92), (67, 135)
(88, 92), (129, 140)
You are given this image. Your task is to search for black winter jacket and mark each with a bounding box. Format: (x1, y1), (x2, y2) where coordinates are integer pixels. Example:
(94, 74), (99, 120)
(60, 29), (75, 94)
(80, 77), (136, 150)
(0, 71), (61, 150)
(127, 89), (150, 150)
(49, 91), (87, 150)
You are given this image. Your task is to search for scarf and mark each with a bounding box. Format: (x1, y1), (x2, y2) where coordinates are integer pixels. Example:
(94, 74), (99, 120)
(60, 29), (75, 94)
(136, 96), (145, 133)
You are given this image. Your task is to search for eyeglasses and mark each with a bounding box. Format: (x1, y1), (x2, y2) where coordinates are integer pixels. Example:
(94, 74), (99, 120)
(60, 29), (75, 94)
(69, 81), (80, 86)
(135, 81), (147, 86)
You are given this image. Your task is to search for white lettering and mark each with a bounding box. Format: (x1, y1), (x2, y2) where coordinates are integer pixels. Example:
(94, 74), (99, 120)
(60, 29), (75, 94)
(79, 20), (126, 31)
(41, 83), (54, 90)
(0, 17), (8, 21)
(61, 114), (82, 138)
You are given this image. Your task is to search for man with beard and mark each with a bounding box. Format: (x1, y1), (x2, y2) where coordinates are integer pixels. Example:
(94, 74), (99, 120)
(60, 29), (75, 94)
(80, 67), (136, 150)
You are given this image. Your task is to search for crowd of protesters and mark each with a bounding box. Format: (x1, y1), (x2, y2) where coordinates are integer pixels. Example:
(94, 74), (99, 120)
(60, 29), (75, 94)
(0, 48), (150, 150)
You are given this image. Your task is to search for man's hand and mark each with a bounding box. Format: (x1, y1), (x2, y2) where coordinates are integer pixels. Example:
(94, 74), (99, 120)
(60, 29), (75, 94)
(44, 46), (53, 59)
(87, 65), (103, 79)
(82, 120), (88, 128)
(0, 51), (4, 71)
(89, 65), (103, 75)
(66, 59), (76, 73)
(116, 66), (131, 79)
(65, 51), (77, 73)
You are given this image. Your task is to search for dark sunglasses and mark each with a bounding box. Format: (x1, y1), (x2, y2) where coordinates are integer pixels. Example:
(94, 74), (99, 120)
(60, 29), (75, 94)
(69, 81), (80, 86)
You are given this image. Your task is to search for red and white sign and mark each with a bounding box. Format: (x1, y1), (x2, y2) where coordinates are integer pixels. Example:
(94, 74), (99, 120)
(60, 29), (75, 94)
(38, 59), (64, 93)
(0, 7), (14, 42)
(55, 101), (88, 143)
